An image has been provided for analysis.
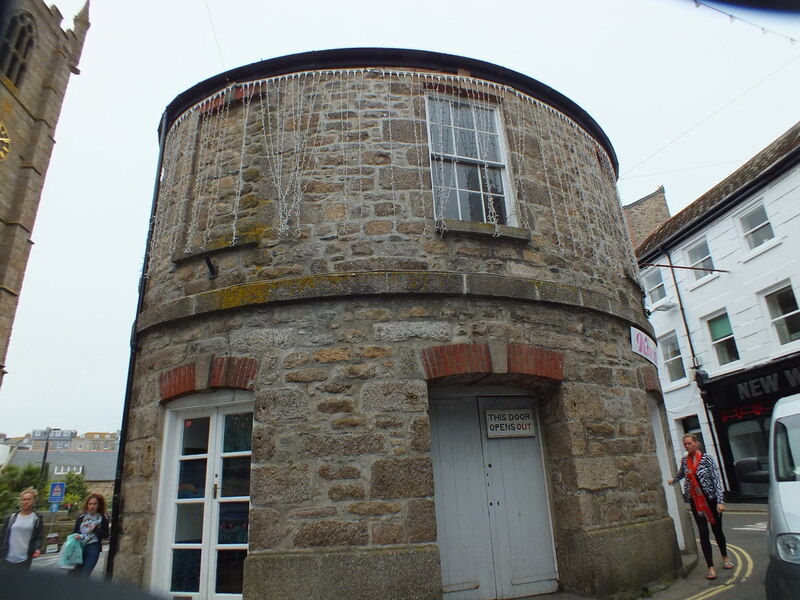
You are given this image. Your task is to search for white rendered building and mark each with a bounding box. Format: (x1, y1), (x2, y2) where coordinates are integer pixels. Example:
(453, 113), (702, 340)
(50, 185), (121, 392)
(636, 122), (800, 498)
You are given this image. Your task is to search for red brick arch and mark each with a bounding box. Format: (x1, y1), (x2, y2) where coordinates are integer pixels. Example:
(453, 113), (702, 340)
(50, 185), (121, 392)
(421, 343), (563, 386)
(159, 356), (259, 402)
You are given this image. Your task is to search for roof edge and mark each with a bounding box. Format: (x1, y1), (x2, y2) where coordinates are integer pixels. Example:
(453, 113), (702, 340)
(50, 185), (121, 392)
(160, 47), (618, 175)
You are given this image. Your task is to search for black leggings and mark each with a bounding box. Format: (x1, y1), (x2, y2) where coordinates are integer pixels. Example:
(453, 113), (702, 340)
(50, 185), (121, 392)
(690, 500), (728, 567)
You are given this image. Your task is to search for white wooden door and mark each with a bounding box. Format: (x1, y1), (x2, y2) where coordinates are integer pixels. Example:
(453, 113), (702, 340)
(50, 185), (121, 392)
(155, 396), (253, 600)
(430, 393), (558, 600)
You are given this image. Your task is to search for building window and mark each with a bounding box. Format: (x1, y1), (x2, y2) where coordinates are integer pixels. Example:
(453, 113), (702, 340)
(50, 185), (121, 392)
(0, 11), (36, 87)
(93, 434), (100, 439)
(426, 97), (512, 225)
(687, 240), (714, 280)
(54, 465), (83, 475)
(765, 285), (800, 345)
(643, 269), (666, 304)
(740, 204), (774, 250)
(660, 332), (686, 382)
(707, 312), (739, 365)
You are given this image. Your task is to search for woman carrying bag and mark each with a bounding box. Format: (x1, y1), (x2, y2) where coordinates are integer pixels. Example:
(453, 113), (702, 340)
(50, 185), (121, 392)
(69, 493), (109, 576)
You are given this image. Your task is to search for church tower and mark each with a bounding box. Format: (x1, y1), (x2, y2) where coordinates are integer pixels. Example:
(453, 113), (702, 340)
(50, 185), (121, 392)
(0, 0), (89, 385)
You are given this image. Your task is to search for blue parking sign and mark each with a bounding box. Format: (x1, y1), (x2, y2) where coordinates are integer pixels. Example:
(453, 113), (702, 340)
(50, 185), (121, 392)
(49, 482), (66, 503)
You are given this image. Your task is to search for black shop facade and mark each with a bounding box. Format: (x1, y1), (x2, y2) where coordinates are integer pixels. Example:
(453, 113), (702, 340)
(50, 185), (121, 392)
(697, 351), (800, 498)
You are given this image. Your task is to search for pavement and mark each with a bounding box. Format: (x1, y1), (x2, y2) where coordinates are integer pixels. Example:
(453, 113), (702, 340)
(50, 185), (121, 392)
(540, 502), (768, 600)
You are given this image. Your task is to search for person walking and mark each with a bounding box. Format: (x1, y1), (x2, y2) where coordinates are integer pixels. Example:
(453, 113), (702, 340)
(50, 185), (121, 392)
(668, 433), (734, 580)
(70, 493), (109, 577)
(0, 487), (43, 569)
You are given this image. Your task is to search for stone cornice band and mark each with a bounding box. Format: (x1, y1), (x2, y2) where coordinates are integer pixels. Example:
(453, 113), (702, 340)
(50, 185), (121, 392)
(138, 271), (652, 333)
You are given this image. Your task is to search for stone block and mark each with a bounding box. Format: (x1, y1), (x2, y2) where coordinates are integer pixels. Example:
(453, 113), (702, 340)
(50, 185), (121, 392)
(347, 501), (402, 515)
(360, 380), (428, 413)
(405, 499), (436, 543)
(298, 433), (385, 457)
(256, 387), (309, 420)
(293, 520), (368, 547)
(371, 457), (434, 499)
(318, 465), (361, 480)
(249, 508), (286, 549)
(243, 545), (442, 600)
(328, 483), (365, 501)
(251, 464), (311, 504)
(372, 522), (404, 545)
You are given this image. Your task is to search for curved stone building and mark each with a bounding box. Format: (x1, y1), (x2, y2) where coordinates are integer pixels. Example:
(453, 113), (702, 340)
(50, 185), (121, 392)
(114, 49), (681, 600)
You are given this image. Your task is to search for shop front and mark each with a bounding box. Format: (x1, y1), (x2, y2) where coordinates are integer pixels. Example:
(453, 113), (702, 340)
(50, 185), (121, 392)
(698, 352), (800, 497)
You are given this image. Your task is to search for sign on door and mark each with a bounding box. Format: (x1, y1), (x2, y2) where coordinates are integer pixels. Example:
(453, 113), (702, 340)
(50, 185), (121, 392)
(485, 409), (535, 438)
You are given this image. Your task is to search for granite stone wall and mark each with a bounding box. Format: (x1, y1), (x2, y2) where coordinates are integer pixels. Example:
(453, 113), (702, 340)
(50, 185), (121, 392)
(116, 61), (680, 598)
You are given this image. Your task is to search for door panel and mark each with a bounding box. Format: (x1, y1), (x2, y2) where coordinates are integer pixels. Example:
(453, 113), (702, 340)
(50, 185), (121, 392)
(478, 397), (558, 597)
(431, 392), (558, 600)
(163, 404), (252, 600)
(430, 397), (495, 600)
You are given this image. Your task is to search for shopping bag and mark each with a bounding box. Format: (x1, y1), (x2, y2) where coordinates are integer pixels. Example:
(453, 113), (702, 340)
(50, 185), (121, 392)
(58, 533), (83, 569)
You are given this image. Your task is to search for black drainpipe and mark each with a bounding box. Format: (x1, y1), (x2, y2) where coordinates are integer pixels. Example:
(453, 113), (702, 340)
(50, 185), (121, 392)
(664, 248), (728, 488)
(106, 110), (169, 579)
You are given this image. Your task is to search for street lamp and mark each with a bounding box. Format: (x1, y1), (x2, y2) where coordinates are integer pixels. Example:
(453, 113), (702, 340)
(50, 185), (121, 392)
(39, 427), (60, 480)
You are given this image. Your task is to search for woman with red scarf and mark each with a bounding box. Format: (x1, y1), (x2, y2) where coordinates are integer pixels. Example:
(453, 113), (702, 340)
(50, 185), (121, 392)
(668, 433), (733, 580)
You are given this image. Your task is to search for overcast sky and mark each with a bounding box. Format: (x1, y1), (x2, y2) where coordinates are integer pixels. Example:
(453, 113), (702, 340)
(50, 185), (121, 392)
(1, 0), (798, 437)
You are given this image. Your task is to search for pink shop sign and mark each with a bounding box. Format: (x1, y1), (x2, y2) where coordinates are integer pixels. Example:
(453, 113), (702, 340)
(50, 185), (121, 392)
(631, 327), (657, 365)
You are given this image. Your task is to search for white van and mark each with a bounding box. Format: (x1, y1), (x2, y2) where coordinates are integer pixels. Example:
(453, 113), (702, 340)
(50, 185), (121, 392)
(766, 393), (800, 600)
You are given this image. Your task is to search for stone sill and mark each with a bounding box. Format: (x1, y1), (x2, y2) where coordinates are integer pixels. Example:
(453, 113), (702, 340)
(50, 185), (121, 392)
(438, 219), (530, 242)
(172, 233), (260, 264)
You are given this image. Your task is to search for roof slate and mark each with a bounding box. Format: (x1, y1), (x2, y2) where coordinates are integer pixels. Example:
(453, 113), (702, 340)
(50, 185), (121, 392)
(636, 121), (800, 260)
(9, 450), (117, 481)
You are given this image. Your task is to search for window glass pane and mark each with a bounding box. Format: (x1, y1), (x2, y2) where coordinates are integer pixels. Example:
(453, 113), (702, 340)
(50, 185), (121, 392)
(477, 133), (500, 162)
(454, 103), (474, 129)
(708, 314), (733, 341)
(178, 459), (206, 499)
(715, 337), (740, 364)
(687, 241), (709, 265)
(215, 550), (247, 594)
(221, 456), (251, 497)
(747, 223), (774, 249)
(741, 205), (768, 232)
(429, 99), (451, 126)
(474, 107), (496, 133)
(483, 167), (504, 195)
(434, 187), (459, 220)
(218, 502), (249, 544)
(454, 129), (478, 158)
(182, 418), (209, 455)
(223, 413), (253, 453)
(171, 549), (202, 593)
(490, 196), (507, 225)
(776, 313), (800, 345)
(774, 416), (800, 482)
(644, 270), (666, 302)
(767, 288), (799, 319)
(431, 160), (456, 188)
(456, 164), (481, 191)
(175, 504), (204, 543)
(431, 124), (454, 155)
(460, 191), (485, 223)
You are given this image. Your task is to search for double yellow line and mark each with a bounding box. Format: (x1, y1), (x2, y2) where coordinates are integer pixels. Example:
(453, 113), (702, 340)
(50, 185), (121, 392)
(683, 543), (755, 600)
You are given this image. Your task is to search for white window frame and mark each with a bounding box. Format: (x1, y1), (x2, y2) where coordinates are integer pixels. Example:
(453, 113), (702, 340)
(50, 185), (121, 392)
(425, 95), (517, 226)
(642, 268), (667, 305)
(152, 389), (254, 600)
(685, 239), (715, 281)
(704, 311), (740, 367)
(761, 282), (800, 348)
(659, 331), (686, 383)
(738, 201), (776, 253)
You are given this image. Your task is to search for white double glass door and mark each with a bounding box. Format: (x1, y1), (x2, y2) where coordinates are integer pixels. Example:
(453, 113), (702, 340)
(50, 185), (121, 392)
(430, 392), (558, 600)
(156, 394), (253, 600)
